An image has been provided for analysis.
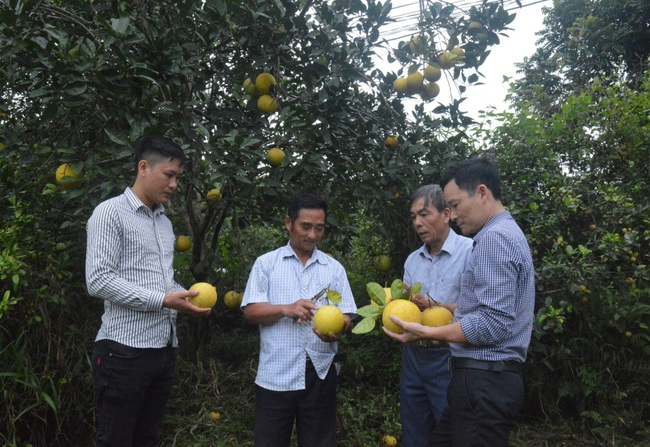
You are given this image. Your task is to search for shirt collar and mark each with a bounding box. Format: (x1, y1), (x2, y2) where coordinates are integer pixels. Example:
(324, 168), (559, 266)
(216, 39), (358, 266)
(418, 228), (459, 259)
(124, 187), (166, 216)
(281, 242), (328, 265)
(474, 210), (511, 242)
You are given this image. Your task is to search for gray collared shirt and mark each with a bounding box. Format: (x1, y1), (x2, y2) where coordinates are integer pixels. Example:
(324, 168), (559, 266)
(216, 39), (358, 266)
(86, 188), (183, 348)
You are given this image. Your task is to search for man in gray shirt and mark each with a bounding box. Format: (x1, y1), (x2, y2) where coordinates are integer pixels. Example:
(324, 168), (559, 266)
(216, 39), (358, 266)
(86, 136), (210, 447)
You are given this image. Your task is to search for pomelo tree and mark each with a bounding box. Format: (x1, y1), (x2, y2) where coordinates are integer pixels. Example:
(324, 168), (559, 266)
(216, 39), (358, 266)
(0, 0), (515, 443)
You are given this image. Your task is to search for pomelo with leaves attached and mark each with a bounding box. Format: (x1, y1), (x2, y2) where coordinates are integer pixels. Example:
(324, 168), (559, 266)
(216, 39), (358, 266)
(382, 299), (421, 334)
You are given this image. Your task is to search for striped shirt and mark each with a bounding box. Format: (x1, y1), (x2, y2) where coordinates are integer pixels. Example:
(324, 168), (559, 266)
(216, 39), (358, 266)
(403, 229), (473, 305)
(86, 188), (184, 348)
(452, 211), (535, 363)
(242, 243), (357, 391)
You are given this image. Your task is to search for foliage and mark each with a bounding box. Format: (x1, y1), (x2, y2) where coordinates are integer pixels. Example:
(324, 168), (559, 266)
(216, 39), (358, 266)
(4, 0), (649, 445)
(0, 0), (516, 444)
(473, 69), (650, 443)
(510, 0), (650, 117)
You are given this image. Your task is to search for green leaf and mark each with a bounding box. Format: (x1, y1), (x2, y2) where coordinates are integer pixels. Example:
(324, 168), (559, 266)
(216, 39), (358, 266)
(351, 316), (377, 334)
(111, 18), (131, 35)
(411, 282), (422, 294)
(104, 129), (129, 146)
(356, 304), (383, 319)
(578, 245), (592, 256)
(326, 290), (342, 304)
(366, 282), (385, 306)
(391, 279), (407, 300)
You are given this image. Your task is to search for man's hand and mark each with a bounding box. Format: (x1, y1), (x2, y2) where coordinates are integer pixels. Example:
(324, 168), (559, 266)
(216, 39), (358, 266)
(411, 293), (431, 311)
(313, 314), (352, 342)
(163, 290), (211, 315)
(289, 298), (319, 322)
(382, 315), (430, 343)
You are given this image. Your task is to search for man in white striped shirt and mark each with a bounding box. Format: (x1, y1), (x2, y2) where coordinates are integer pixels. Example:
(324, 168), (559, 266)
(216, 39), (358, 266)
(242, 192), (357, 447)
(86, 136), (210, 447)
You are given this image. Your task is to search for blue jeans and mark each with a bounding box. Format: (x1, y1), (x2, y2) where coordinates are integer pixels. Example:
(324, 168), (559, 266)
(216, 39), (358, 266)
(432, 367), (524, 447)
(399, 345), (452, 447)
(253, 364), (338, 447)
(92, 339), (176, 447)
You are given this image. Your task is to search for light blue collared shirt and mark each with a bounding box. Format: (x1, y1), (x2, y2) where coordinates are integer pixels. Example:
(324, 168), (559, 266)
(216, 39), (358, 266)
(242, 243), (357, 391)
(403, 229), (473, 305)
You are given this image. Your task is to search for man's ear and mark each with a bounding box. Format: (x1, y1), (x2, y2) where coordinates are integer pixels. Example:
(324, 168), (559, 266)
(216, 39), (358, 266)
(137, 159), (149, 176)
(477, 184), (490, 202)
(284, 215), (292, 231)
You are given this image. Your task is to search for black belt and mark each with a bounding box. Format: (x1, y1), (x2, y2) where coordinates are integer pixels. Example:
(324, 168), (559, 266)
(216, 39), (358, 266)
(448, 357), (522, 373)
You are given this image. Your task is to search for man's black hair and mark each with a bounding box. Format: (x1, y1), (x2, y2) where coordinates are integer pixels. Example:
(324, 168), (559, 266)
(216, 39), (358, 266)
(440, 157), (502, 201)
(287, 192), (328, 223)
(135, 136), (187, 167)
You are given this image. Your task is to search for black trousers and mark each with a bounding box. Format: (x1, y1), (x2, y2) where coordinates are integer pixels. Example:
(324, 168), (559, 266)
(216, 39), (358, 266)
(92, 339), (176, 447)
(432, 367), (524, 447)
(253, 364), (338, 447)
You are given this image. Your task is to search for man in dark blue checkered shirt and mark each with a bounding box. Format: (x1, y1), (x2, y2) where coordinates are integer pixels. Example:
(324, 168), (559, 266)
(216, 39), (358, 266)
(384, 157), (535, 447)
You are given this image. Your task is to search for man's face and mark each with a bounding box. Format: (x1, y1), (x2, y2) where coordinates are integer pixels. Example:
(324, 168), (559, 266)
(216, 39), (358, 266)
(285, 208), (326, 257)
(410, 197), (450, 248)
(139, 158), (183, 207)
(443, 179), (483, 236)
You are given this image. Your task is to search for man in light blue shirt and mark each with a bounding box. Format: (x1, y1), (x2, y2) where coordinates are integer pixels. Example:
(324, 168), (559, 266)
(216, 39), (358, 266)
(242, 192), (357, 447)
(400, 185), (473, 447)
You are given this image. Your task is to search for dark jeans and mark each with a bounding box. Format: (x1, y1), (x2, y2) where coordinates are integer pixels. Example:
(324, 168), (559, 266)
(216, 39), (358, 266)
(400, 345), (452, 447)
(253, 364), (338, 447)
(432, 367), (524, 447)
(92, 339), (176, 447)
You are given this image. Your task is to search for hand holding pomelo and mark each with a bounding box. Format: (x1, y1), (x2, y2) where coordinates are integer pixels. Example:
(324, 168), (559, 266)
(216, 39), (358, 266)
(188, 282), (218, 308)
(313, 305), (345, 336)
(382, 299), (421, 334)
(421, 306), (453, 327)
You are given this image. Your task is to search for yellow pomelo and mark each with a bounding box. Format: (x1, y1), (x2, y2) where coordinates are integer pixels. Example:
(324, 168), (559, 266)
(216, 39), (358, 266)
(406, 71), (424, 93)
(313, 305), (345, 336)
(188, 282), (218, 308)
(393, 77), (408, 94)
(450, 46), (466, 59)
(257, 94), (278, 114)
(420, 82), (440, 100)
(175, 235), (191, 252)
(421, 306), (453, 327)
(243, 77), (257, 96)
(55, 163), (82, 189)
(382, 435), (397, 447)
(438, 51), (455, 69)
(208, 411), (221, 421)
(255, 73), (276, 94)
(266, 147), (285, 167)
(382, 299), (421, 334)
(385, 136), (399, 149)
(224, 290), (242, 309)
(207, 188), (222, 202)
(409, 35), (422, 52)
(424, 63), (442, 82)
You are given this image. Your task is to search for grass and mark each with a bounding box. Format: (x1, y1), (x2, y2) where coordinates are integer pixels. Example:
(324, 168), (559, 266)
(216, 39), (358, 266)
(159, 320), (646, 447)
